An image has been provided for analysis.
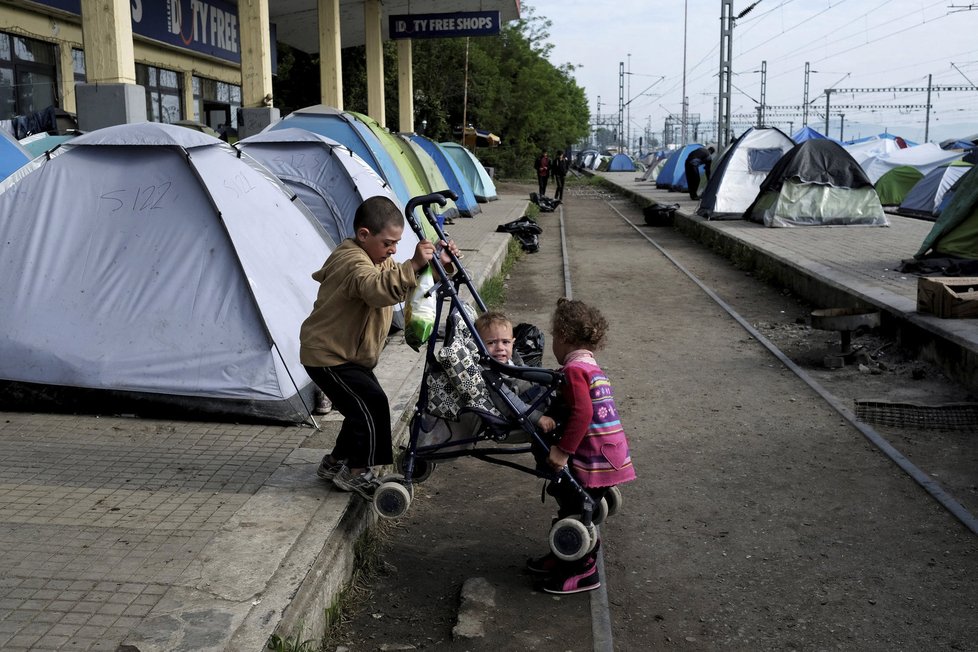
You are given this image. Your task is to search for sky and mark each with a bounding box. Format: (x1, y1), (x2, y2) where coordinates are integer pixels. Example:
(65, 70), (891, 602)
(524, 0), (978, 146)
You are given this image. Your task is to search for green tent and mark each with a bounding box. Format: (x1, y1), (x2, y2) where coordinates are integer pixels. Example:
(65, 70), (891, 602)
(875, 165), (923, 206)
(915, 164), (978, 259)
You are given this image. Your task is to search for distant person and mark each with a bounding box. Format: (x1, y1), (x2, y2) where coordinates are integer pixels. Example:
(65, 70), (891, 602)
(552, 151), (570, 202)
(684, 145), (714, 201)
(534, 150), (551, 198)
(300, 196), (458, 500)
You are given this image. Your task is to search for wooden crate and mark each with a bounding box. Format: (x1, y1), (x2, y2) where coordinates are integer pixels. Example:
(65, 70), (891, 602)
(917, 277), (978, 319)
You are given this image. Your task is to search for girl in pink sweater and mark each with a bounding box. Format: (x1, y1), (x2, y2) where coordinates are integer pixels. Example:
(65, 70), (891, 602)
(529, 298), (637, 594)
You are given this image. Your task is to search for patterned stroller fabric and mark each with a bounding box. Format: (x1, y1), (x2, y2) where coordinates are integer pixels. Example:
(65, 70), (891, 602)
(425, 308), (501, 422)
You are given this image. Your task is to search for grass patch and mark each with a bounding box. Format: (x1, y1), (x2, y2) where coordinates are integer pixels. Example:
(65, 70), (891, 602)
(479, 236), (525, 310)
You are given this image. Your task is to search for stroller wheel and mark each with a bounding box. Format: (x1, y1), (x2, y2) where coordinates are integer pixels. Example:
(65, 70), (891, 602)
(373, 481), (412, 520)
(605, 486), (623, 517)
(592, 497), (609, 526)
(549, 518), (595, 562)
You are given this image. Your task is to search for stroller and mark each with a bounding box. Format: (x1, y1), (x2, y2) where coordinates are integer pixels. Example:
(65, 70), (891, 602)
(370, 191), (622, 562)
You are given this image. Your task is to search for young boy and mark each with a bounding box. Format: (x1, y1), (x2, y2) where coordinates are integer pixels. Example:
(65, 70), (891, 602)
(300, 196), (457, 499)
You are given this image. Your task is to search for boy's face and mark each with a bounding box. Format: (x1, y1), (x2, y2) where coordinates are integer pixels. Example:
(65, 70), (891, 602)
(356, 224), (403, 265)
(480, 322), (514, 364)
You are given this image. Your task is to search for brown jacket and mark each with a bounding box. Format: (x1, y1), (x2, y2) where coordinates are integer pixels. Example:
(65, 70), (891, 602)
(299, 239), (418, 369)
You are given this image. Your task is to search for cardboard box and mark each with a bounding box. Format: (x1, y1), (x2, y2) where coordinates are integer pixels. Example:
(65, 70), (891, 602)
(917, 277), (978, 319)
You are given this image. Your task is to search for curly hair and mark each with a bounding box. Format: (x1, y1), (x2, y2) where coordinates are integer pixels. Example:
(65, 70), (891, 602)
(551, 298), (608, 350)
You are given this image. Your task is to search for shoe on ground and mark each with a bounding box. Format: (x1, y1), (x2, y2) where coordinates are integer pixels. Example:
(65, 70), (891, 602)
(539, 563), (600, 595)
(526, 551), (561, 575)
(332, 466), (381, 500)
(314, 395), (332, 415)
(316, 456), (345, 482)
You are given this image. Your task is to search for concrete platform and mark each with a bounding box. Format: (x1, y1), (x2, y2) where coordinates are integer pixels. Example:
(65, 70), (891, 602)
(0, 195), (526, 652)
(595, 170), (978, 393)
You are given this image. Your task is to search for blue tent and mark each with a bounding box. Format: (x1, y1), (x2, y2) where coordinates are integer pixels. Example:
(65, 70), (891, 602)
(656, 143), (704, 191)
(439, 142), (497, 202)
(267, 105), (412, 208)
(410, 134), (481, 216)
(607, 152), (636, 172)
(0, 130), (31, 181)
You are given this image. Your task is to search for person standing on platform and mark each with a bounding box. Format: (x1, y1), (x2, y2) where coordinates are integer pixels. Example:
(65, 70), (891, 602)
(684, 145), (714, 201)
(534, 150), (551, 198)
(552, 151), (570, 202)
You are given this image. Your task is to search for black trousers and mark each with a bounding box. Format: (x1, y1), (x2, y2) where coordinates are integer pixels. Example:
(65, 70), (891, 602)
(684, 159), (702, 199)
(305, 364), (393, 468)
(538, 174), (549, 198)
(553, 174), (566, 201)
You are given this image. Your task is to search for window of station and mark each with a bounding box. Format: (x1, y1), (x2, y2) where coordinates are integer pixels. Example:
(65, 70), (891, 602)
(136, 63), (183, 124)
(0, 32), (59, 120)
(72, 49), (86, 84)
(193, 76), (241, 132)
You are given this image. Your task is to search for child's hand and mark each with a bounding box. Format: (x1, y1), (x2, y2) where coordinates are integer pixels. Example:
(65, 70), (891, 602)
(439, 239), (460, 266)
(537, 416), (556, 433)
(411, 239), (436, 272)
(547, 445), (570, 471)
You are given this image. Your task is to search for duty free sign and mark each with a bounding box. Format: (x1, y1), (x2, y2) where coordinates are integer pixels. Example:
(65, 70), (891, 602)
(389, 11), (501, 39)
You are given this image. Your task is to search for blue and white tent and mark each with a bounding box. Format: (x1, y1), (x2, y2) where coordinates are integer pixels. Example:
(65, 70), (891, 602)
(655, 144), (704, 191)
(607, 152), (636, 171)
(409, 134), (481, 216)
(0, 129), (31, 181)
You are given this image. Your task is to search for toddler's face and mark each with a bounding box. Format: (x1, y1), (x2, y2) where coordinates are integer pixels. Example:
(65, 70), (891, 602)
(480, 323), (514, 364)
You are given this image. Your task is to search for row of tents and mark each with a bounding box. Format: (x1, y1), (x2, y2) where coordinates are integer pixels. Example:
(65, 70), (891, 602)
(0, 109), (501, 424)
(634, 126), (978, 275)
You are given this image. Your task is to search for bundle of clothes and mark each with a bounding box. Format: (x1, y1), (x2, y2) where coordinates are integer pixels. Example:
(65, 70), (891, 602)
(496, 215), (542, 253)
(529, 192), (562, 213)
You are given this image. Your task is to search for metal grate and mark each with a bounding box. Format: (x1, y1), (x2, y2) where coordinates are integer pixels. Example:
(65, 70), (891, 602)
(855, 399), (978, 430)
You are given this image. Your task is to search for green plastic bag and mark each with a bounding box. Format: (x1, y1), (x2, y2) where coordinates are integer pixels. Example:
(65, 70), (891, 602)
(404, 267), (437, 351)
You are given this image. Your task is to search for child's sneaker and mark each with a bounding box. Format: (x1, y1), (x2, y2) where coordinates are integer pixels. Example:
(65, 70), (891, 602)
(539, 563), (600, 595)
(316, 456), (345, 481)
(525, 552), (561, 575)
(314, 394), (332, 415)
(332, 466), (380, 500)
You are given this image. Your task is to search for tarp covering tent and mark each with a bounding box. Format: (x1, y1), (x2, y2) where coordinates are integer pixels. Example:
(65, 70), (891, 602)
(791, 126), (833, 142)
(18, 132), (76, 157)
(235, 128), (414, 250)
(844, 136), (901, 169)
(897, 161), (973, 220)
(0, 129), (31, 181)
(697, 127), (793, 220)
(744, 138), (888, 227)
(861, 143), (963, 184)
(656, 143), (704, 191)
(912, 164), (978, 268)
(607, 152), (636, 171)
(0, 122), (335, 423)
(268, 105), (414, 215)
(874, 165), (924, 206)
(409, 134), (481, 216)
(440, 141), (498, 202)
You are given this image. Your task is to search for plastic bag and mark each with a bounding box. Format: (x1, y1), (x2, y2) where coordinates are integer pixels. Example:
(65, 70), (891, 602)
(513, 322), (545, 366)
(404, 267), (437, 350)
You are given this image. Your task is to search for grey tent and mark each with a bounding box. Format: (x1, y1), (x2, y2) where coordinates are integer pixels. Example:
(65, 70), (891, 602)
(0, 122), (335, 423)
(235, 128), (413, 249)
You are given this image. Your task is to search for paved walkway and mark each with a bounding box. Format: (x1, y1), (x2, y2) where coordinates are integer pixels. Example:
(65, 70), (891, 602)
(4, 172), (977, 651)
(0, 195), (525, 652)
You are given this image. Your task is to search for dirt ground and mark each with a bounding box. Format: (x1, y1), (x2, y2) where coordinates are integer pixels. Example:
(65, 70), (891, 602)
(322, 180), (978, 651)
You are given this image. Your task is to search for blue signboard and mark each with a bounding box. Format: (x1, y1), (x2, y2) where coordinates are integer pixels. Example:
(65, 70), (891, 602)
(389, 11), (501, 40)
(30, 0), (242, 64)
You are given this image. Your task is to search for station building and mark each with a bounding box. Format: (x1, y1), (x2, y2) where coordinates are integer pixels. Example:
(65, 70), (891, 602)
(0, 0), (519, 137)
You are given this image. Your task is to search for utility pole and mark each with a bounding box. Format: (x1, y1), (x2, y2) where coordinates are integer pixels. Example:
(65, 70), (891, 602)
(802, 62), (811, 127)
(925, 73), (932, 143)
(757, 60), (767, 127)
(627, 53), (632, 153)
(618, 61), (624, 152)
(839, 114), (845, 141)
(682, 0), (689, 145)
(717, 0), (733, 148)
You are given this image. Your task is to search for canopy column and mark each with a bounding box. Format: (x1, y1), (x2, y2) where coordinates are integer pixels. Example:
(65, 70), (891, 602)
(364, 0), (385, 126)
(75, 0), (145, 130)
(397, 39), (414, 133)
(319, 0), (344, 108)
(238, 0), (280, 137)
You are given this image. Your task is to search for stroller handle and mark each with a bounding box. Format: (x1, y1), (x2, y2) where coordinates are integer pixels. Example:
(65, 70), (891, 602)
(405, 191), (458, 220)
